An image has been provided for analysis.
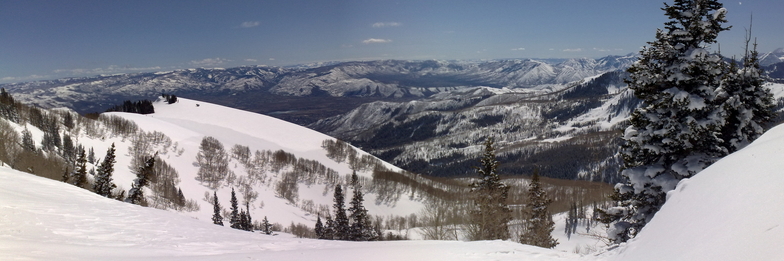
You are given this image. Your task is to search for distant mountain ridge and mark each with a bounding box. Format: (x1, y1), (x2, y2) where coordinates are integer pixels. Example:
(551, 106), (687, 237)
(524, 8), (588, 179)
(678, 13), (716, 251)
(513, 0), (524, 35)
(1, 56), (636, 117)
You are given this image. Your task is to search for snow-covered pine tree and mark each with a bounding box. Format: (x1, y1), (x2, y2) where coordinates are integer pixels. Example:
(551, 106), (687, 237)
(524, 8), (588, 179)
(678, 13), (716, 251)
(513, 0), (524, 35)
(261, 216), (272, 235)
(315, 214), (325, 239)
(598, 0), (730, 243)
(719, 35), (774, 152)
(348, 171), (375, 241)
(520, 170), (558, 248)
(469, 137), (511, 241)
(93, 143), (117, 197)
(125, 153), (156, 206)
(71, 148), (88, 188)
(229, 188), (240, 229)
(332, 184), (350, 240)
(212, 191), (223, 226)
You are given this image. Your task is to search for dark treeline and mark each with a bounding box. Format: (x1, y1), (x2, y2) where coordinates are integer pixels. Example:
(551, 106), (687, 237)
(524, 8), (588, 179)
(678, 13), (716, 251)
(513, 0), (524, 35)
(106, 100), (155, 114)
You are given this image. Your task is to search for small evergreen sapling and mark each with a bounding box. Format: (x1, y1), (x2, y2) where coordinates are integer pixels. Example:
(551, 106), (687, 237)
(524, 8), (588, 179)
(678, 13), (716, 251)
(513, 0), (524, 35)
(93, 143), (117, 197)
(212, 191), (223, 226)
(261, 216), (272, 235)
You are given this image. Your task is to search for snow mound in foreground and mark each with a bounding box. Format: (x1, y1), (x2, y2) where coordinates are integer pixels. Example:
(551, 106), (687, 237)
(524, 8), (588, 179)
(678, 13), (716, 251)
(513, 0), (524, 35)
(607, 123), (784, 261)
(0, 166), (578, 261)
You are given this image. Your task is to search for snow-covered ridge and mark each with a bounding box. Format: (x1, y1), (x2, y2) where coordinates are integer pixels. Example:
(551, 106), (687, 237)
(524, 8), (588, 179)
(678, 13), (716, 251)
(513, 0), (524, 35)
(0, 56), (637, 114)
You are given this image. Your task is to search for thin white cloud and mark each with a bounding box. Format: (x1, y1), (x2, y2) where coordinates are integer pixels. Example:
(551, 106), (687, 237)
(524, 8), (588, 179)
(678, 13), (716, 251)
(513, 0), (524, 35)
(563, 48), (583, 52)
(240, 21), (260, 28)
(511, 47), (526, 51)
(362, 38), (392, 44)
(245, 59), (258, 62)
(1, 74), (48, 83)
(372, 22), (401, 28)
(53, 65), (162, 75)
(190, 58), (231, 66)
(269, 58), (275, 61)
(593, 48), (611, 52)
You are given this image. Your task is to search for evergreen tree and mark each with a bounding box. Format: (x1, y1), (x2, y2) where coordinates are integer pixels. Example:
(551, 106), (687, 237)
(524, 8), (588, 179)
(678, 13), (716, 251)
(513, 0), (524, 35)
(93, 143), (117, 197)
(261, 216), (272, 235)
(87, 147), (96, 164)
(315, 214), (325, 239)
(125, 153), (156, 206)
(61, 167), (70, 183)
(177, 188), (186, 207)
(469, 137), (512, 240)
(61, 134), (75, 163)
(324, 215), (335, 240)
(212, 191), (223, 226)
(348, 171), (375, 241)
(239, 209), (248, 231)
(21, 128), (35, 152)
(229, 188), (240, 229)
(520, 170), (558, 248)
(719, 38), (774, 152)
(0, 88), (20, 123)
(332, 184), (350, 240)
(598, 0), (730, 243)
(71, 149), (88, 188)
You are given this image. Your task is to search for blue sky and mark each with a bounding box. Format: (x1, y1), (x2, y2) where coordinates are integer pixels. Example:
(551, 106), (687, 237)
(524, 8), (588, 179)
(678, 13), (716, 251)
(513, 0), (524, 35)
(1, 0), (782, 83)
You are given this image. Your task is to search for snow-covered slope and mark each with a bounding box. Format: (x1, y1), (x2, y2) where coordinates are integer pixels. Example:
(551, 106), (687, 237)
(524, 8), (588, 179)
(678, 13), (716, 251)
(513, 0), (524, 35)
(604, 123), (784, 261)
(0, 165), (581, 261)
(105, 97), (423, 226)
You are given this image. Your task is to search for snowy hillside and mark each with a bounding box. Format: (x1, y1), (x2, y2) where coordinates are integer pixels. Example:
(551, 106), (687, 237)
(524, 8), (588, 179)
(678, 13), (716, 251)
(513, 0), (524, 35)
(105, 97), (425, 226)
(0, 166), (582, 261)
(4, 107), (784, 260)
(0, 95), (431, 236)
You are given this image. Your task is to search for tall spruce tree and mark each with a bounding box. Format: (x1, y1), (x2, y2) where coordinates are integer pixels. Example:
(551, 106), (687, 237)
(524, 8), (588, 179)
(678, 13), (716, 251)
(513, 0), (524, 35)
(315, 214), (326, 239)
(520, 170), (558, 248)
(469, 137), (511, 240)
(229, 188), (240, 229)
(598, 0), (731, 243)
(332, 184), (350, 240)
(71, 149), (88, 188)
(348, 171), (374, 241)
(212, 191), (224, 226)
(125, 153), (155, 206)
(93, 143), (117, 197)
